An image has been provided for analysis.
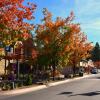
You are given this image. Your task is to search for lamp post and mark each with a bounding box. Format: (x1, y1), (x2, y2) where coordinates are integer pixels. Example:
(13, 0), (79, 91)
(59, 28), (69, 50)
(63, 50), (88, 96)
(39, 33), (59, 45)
(14, 41), (23, 79)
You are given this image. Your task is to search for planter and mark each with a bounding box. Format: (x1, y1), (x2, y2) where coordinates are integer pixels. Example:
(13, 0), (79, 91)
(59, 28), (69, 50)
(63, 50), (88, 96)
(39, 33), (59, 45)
(79, 73), (83, 77)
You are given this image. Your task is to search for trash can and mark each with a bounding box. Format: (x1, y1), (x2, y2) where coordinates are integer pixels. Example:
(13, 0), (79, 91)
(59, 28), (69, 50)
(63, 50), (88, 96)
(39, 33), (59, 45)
(79, 72), (83, 76)
(79, 68), (84, 76)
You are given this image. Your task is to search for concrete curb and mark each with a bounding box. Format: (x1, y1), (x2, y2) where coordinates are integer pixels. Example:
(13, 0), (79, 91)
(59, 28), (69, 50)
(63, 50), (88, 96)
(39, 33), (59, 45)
(1, 85), (47, 95)
(48, 74), (95, 87)
(0, 74), (95, 96)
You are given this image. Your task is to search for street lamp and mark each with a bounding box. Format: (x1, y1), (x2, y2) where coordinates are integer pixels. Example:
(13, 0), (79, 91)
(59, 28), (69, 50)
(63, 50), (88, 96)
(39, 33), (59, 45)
(14, 41), (23, 79)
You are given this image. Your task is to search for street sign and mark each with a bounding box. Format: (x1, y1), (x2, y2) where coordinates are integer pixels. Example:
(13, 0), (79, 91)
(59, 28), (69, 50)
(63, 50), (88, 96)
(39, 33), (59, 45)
(5, 46), (11, 52)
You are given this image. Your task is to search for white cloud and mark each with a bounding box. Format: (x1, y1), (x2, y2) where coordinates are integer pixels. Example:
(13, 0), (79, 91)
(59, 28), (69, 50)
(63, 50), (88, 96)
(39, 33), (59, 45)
(81, 19), (100, 31)
(75, 0), (100, 16)
(74, 0), (100, 36)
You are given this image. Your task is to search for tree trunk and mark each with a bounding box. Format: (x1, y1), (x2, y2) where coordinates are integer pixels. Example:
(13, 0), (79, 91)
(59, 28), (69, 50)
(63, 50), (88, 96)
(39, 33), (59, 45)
(73, 64), (76, 77)
(16, 59), (19, 79)
(4, 51), (7, 74)
(52, 65), (55, 81)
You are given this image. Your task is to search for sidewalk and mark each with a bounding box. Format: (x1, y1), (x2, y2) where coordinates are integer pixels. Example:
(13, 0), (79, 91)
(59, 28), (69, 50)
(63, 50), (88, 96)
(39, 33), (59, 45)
(0, 74), (95, 96)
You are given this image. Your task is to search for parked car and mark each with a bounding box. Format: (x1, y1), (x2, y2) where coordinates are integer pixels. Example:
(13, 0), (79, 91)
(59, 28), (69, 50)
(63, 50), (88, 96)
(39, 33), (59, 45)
(91, 67), (98, 74)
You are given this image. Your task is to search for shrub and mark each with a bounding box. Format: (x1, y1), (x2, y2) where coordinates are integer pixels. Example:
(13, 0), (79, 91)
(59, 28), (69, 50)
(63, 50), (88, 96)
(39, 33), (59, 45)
(25, 75), (33, 85)
(2, 83), (11, 90)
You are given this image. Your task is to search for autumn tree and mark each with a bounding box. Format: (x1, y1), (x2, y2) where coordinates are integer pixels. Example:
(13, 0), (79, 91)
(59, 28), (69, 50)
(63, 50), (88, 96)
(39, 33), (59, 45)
(66, 24), (93, 75)
(0, 0), (36, 76)
(0, 0), (36, 47)
(35, 8), (93, 78)
(35, 8), (76, 80)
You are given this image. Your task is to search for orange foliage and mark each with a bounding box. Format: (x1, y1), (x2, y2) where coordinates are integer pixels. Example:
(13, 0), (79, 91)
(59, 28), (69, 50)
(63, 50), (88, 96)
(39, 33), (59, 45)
(35, 8), (93, 67)
(0, 0), (36, 43)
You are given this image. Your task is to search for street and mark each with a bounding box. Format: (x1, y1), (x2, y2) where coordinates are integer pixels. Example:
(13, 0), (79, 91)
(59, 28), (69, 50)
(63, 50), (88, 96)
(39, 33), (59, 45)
(1, 74), (100, 100)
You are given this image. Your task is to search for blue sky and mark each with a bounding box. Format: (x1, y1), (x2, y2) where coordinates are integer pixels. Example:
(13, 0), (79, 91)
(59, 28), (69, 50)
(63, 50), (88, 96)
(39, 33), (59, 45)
(24, 0), (100, 44)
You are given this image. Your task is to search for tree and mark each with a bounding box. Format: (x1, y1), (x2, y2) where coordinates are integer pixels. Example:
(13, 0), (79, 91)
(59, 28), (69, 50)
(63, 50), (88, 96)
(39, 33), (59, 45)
(0, 0), (36, 76)
(91, 42), (100, 67)
(66, 24), (93, 75)
(0, 0), (36, 46)
(91, 42), (100, 61)
(35, 8), (75, 80)
(35, 8), (92, 79)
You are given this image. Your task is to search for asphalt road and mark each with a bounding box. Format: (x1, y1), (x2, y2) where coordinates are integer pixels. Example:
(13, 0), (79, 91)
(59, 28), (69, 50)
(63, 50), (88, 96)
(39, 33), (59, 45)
(1, 74), (100, 100)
